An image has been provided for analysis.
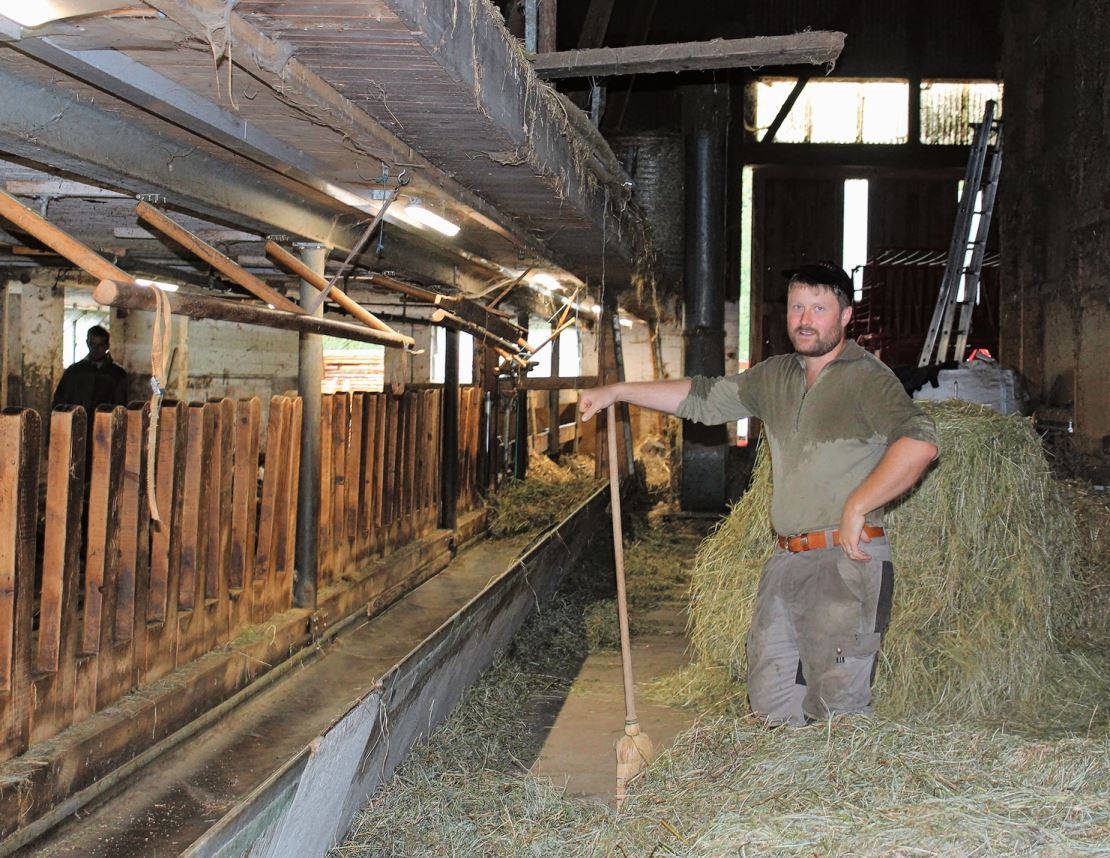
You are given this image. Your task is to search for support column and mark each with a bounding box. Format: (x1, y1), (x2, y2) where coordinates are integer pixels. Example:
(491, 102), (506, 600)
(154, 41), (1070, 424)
(547, 333), (561, 456)
(514, 312), (529, 479)
(680, 83), (730, 511)
(0, 279), (20, 408)
(439, 327), (459, 531)
(294, 244), (327, 610)
(20, 278), (64, 427)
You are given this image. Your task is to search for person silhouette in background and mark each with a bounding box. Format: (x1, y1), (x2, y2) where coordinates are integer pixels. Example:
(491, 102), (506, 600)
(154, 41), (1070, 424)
(53, 324), (129, 415)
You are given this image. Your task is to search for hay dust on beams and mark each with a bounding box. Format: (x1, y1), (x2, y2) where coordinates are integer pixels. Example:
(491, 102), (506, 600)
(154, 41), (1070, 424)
(654, 400), (1110, 731)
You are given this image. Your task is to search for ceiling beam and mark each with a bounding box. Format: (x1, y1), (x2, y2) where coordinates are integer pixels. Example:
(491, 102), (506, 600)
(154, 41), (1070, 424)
(0, 67), (493, 290)
(532, 31), (845, 79)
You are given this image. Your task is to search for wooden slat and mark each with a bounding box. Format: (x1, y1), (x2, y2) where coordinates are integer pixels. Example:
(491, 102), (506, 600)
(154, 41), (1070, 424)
(268, 397), (295, 613)
(381, 393), (398, 546)
(26, 409), (79, 750)
(404, 392), (418, 542)
(177, 403), (206, 614)
(36, 408), (85, 674)
(143, 401), (187, 686)
(79, 406), (125, 659)
(115, 404), (148, 644)
(228, 398), (261, 637)
(253, 397), (288, 622)
(281, 396), (303, 589)
(331, 393), (350, 575)
(371, 393), (387, 556)
(89, 406), (132, 713)
(2, 430), (22, 688)
(346, 393), (363, 558)
(1, 410), (40, 759)
(357, 393), (378, 560)
(122, 404), (151, 689)
(211, 398), (236, 646)
(318, 394), (334, 586)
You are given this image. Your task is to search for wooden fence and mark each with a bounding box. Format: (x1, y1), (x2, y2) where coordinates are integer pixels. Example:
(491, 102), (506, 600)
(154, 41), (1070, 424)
(1, 385), (487, 766)
(0, 396), (299, 764)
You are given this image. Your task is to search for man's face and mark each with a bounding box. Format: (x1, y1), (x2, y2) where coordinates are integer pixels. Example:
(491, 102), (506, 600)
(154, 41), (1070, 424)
(786, 283), (852, 357)
(86, 334), (109, 362)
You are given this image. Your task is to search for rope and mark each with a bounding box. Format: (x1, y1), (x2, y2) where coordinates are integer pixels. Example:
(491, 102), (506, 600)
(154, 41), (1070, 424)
(146, 285), (172, 523)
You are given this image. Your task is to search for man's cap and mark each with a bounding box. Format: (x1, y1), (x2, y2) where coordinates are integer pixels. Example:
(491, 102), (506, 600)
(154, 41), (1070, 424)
(781, 261), (853, 296)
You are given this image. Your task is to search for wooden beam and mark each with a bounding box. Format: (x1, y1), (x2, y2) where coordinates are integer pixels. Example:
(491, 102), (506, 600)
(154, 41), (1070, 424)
(92, 280), (410, 348)
(264, 242), (412, 345)
(135, 202), (303, 314)
(761, 75), (811, 144)
(0, 190), (132, 283)
(499, 375), (597, 391)
(429, 308), (523, 355)
(533, 32), (844, 79)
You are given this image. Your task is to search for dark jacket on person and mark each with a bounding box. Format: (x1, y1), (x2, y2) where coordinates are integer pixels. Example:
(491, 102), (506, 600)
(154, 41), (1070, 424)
(52, 355), (129, 415)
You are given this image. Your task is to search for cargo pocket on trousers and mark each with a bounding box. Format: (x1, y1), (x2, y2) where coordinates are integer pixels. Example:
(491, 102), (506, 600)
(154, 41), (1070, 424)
(831, 632), (882, 664)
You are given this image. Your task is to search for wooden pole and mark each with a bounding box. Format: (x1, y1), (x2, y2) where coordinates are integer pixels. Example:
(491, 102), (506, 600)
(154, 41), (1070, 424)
(430, 308), (524, 355)
(264, 241), (410, 343)
(134, 201), (303, 314)
(0, 190), (133, 283)
(92, 279), (409, 348)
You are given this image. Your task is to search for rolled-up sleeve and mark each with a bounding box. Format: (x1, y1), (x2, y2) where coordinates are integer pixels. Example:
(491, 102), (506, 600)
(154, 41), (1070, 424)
(675, 375), (756, 425)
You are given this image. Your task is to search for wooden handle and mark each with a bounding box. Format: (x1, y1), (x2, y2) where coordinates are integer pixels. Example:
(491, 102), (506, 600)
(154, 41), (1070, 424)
(606, 403), (638, 724)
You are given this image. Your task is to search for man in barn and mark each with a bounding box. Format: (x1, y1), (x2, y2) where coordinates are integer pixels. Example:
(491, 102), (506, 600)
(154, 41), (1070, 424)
(53, 324), (130, 416)
(579, 262), (939, 726)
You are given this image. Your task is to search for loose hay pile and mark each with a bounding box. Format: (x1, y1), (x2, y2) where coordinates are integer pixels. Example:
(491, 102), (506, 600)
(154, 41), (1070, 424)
(334, 565), (1110, 858)
(660, 400), (1110, 729)
(487, 455), (603, 538)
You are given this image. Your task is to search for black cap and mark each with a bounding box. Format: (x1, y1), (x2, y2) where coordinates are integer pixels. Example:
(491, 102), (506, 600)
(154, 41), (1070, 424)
(782, 261), (853, 297)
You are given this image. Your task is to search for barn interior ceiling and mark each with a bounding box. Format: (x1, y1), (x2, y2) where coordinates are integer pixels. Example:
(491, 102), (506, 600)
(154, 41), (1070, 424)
(0, 0), (662, 314)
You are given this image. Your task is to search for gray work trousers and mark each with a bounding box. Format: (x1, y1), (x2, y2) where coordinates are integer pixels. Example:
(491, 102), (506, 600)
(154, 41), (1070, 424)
(745, 537), (894, 725)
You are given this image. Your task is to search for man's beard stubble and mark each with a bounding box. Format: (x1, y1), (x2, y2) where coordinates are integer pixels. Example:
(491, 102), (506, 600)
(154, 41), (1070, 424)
(788, 323), (844, 357)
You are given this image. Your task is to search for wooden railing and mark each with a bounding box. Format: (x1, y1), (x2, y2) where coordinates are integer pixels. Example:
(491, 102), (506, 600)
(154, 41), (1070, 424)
(0, 384), (488, 767)
(0, 396), (301, 763)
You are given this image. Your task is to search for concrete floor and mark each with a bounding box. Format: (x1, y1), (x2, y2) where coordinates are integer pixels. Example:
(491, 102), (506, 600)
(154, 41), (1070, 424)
(530, 604), (697, 804)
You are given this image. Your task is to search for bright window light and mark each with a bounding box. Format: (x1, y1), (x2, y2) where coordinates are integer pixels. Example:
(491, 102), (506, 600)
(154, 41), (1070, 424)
(431, 328), (473, 384)
(0, 0), (123, 28)
(135, 278), (180, 293)
(405, 205), (460, 237)
(754, 78), (909, 144)
(842, 179), (869, 302)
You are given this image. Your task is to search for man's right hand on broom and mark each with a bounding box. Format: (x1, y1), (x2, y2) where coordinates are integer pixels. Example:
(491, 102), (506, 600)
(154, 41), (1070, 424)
(579, 379), (694, 422)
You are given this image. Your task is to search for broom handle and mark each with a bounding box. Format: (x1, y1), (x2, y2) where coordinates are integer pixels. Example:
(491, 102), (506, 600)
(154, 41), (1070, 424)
(606, 404), (639, 725)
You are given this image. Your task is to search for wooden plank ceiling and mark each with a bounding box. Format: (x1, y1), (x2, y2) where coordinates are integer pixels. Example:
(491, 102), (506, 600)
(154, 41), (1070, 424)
(0, 0), (653, 301)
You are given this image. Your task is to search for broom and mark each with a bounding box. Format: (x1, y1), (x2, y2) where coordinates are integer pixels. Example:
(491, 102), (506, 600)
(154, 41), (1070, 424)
(605, 404), (654, 807)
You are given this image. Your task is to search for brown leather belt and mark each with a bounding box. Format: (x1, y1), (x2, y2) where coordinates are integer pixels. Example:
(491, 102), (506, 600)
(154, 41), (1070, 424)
(777, 525), (885, 553)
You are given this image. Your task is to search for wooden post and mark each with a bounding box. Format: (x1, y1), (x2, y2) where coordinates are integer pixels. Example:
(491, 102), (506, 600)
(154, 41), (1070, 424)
(20, 279), (63, 428)
(547, 334), (561, 456)
(1, 410), (41, 758)
(28, 408), (79, 748)
(295, 243), (326, 609)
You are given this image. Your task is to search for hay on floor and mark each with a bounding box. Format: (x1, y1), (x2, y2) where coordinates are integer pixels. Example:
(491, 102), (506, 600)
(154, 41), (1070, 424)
(487, 456), (603, 539)
(658, 400), (1107, 727)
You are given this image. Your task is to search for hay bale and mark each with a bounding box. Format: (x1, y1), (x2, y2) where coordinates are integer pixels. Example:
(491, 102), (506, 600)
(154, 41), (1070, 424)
(667, 400), (1097, 724)
(488, 465), (603, 539)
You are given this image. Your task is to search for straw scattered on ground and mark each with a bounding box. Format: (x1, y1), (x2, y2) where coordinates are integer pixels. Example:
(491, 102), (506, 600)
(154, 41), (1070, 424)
(334, 559), (1110, 858)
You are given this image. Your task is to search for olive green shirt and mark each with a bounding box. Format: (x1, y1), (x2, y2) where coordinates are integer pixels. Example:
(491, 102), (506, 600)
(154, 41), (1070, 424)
(676, 340), (938, 535)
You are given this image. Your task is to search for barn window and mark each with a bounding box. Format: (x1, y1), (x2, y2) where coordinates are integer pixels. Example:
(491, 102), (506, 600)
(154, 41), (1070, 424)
(753, 78), (910, 144)
(920, 80), (1003, 145)
(430, 328), (474, 384)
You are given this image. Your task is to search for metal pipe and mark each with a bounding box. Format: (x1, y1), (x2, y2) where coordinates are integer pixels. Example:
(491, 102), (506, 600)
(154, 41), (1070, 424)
(439, 328), (459, 531)
(92, 280), (407, 348)
(294, 244), (326, 610)
(135, 202), (303, 314)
